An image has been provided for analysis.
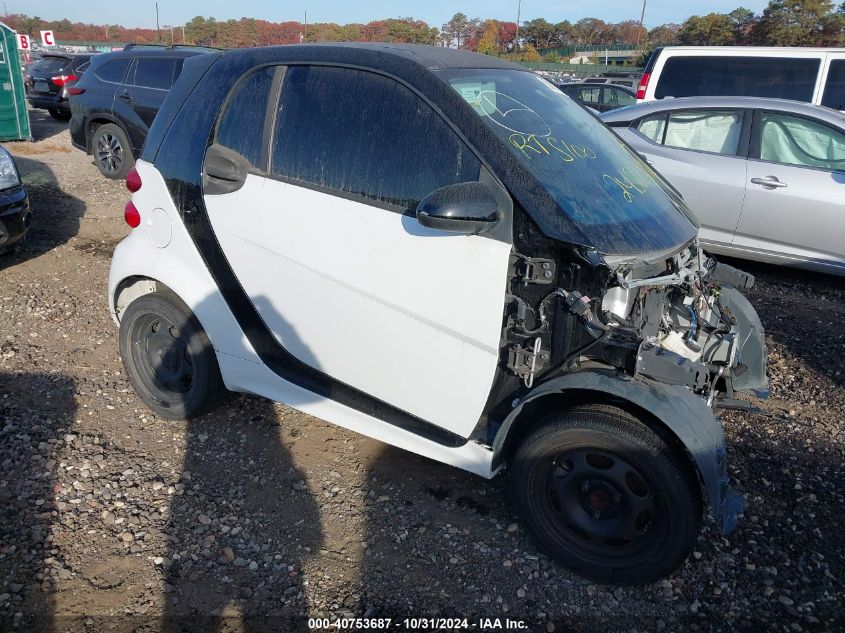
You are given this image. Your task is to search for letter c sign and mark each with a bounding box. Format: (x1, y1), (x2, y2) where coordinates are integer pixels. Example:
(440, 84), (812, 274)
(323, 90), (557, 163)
(40, 30), (55, 46)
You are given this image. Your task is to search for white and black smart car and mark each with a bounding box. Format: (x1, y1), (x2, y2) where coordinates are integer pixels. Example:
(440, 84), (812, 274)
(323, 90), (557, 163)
(109, 44), (768, 585)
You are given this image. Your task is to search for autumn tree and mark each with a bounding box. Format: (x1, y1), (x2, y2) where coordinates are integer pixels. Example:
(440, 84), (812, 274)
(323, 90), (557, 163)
(729, 7), (757, 44)
(574, 18), (608, 44)
(647, 23), (681, 45)
(520, 43), (542, 62)
(678, 13), (735, 45)
(752, 0), (842, 45)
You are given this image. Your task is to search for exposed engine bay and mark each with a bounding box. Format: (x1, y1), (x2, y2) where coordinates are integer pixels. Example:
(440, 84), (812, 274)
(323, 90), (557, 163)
(503, 242), (768, 409)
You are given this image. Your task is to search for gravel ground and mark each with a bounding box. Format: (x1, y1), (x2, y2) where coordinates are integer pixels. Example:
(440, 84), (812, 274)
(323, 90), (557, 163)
(0, 110), (843, 633)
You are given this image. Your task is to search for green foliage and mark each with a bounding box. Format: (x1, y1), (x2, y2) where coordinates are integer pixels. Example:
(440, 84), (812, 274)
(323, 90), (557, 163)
(678, 13), (735, 45)
(5, 3), (843, 52)
(752, 0), (843, 45)
(520, 44), (542, 62)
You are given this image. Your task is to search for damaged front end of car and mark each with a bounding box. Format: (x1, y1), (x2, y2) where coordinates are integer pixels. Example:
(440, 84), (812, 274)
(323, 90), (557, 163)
(494, 238), (766, 535)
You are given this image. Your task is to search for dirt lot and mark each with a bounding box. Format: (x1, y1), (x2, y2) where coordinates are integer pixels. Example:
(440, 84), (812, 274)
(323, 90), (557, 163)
(0, 109), (843, 633)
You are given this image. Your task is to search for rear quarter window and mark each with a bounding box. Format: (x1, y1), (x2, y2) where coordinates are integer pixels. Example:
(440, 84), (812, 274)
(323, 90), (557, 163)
(655, 56), (820, 102)
(94, 58), (130, 83)
(131, 58), (178, 90)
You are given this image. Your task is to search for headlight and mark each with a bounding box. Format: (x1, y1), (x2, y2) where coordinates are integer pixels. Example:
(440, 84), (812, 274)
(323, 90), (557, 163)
(0, 148), (21, 190)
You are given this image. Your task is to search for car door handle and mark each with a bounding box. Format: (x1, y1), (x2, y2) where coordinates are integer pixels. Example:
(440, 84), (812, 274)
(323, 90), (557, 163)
(203, 143), (249, 195)
(118, 91), (132, 101)
(750, 176), (787, 189)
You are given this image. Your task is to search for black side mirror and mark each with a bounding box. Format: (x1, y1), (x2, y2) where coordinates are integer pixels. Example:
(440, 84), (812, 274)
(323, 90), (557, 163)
(416, 182), (500, 234)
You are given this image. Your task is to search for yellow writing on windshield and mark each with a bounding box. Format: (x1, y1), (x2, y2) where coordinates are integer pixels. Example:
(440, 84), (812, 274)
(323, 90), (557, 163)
(509, 133), (596, 164)
(602, 167), (650, 203)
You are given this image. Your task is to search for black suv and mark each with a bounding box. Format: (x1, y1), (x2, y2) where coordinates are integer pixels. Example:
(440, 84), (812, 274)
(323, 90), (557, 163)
(69, 45), (210, 179)
(26, 53), (93, 121)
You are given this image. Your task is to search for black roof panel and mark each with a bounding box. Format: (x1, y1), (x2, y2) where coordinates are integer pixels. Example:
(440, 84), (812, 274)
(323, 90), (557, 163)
(220, 43), (527, 71)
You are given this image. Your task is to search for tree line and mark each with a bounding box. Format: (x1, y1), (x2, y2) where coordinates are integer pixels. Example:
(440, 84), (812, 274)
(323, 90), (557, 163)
(4, 0), (843, 59)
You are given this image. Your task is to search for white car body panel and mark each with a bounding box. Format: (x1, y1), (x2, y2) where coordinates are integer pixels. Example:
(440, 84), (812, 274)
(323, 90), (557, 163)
(203, 174), (511, 437)
(109, 161), (498, 478)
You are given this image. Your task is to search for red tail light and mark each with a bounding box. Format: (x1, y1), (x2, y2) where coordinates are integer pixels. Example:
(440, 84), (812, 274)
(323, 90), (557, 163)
(67, 86), (85, 96)
(636, 72), (651, 100)
(124, 201), (141, 228)
(50, 74), (78, 87)
(126, 167), (142, 193)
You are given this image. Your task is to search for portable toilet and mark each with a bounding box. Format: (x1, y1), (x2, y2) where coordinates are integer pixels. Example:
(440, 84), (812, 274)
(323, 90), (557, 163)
(0, 22), (31, 141)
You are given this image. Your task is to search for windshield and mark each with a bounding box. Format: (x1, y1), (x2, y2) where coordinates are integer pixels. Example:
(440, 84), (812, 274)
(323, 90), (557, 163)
(439, 69), (697, 256)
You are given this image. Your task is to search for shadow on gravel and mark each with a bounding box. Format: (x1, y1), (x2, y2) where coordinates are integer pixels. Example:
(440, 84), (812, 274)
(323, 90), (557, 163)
(26, 109), (69, 142)
(717, 256), (844, 390)
(162, 295), (324, 633)
(0, 155), (83, 271)
(0, 371), (77, 633)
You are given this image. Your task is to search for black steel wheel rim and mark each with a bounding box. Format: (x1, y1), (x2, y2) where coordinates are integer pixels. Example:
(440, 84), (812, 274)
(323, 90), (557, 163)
(540, 446), (667, 561)
(96, 131), (123, 174)
(130, 314), (194, 400)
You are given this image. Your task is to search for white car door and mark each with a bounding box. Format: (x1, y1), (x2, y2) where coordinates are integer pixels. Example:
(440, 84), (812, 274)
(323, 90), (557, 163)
(624, 108), (748, 248)
(201, 65), (512, 437)
(734, 110), (845, 271)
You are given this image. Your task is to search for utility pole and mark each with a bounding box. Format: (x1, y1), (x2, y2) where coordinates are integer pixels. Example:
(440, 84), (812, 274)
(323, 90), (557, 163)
(304, 11), (308, 43)
(635, 0), (647, 50)
(3, 2), (8, 18)
(514, 0), (522, 52)
(156, 2), (161, 42)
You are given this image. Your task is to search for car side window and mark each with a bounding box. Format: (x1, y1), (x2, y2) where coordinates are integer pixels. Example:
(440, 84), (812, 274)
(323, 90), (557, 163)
(759, 112), (845, 172)
(215, 67), (277, 169)
(131, 58), (178, 90)
(821, 60), (845, 111)
(603, 88), (634, 108)
(636, 113), (668, 143)
(577, 87), (601, 104)
(662, 110), (743, 155)
(270, 65), (481, 212)
(94, 58), (130, 83)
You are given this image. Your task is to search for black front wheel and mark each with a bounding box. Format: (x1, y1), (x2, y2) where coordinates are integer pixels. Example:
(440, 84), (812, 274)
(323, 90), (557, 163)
(93, 123), (134, 179)
(511, 405), (702, 585)
(119, 292), (223, 419)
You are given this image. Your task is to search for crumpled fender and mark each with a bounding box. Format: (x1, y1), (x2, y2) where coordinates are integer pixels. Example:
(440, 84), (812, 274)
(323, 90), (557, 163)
(493, 369), (744, 533)
(718, 286), (769, 398)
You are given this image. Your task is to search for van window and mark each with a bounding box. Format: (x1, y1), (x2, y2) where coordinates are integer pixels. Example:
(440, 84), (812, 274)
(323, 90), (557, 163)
(131, 58), (178, 90)
(759, 112), (845, 172)
(270, 66), (481, 212)
(215, 67), (276, 169)
(655, 56), (820, 102)
(821, 60), (845, 110)
(94, 58), (130, 83)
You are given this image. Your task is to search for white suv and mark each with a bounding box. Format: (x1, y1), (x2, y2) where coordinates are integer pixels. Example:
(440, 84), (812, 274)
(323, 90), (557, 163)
(109, 44), (768, 585)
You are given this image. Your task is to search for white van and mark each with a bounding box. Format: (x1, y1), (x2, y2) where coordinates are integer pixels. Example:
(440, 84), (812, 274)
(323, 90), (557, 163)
(637, 46), (845, 110)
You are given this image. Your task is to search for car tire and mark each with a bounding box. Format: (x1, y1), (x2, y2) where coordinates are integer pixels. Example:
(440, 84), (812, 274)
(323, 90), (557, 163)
(510, 405), (702, 585)
(119, 292), (223, 420)
(47, 108), (71, 121)
(93, 123), (134, 180)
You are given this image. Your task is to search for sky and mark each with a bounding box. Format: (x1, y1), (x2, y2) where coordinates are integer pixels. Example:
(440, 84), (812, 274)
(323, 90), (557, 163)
(7, 0), (772, 30)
